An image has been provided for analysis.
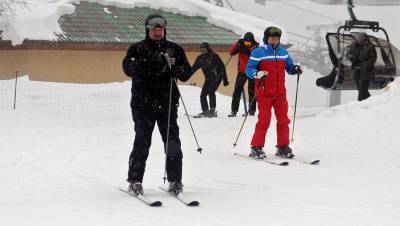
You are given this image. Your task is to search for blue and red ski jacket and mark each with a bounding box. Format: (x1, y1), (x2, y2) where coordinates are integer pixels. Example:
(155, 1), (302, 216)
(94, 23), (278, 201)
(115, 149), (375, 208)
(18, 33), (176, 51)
(246, 43), (296, 96)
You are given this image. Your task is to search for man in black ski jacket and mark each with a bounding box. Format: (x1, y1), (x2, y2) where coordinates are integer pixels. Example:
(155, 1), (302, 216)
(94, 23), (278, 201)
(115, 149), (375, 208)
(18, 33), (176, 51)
(346, 32), (377, 101)
(191, 42), (229, 117)
(122, 14), (192, 196)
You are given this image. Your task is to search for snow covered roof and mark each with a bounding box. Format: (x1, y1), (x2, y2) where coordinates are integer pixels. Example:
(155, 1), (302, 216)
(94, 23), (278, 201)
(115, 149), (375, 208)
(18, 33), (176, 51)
(0, 0), (287, 46)
(55, 1), (239, 47)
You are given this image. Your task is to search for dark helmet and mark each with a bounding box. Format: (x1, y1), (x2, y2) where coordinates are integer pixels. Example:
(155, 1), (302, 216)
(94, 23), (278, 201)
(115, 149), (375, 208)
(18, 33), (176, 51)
(200, 42), (212, 52)
(144, 14), (167, 39)
(145, 14), (167, 29)
(243, 32), (255, 42)
(355, 32), (368, 43)
(200, 42), (210, 49)
(263, 26), (282, 43)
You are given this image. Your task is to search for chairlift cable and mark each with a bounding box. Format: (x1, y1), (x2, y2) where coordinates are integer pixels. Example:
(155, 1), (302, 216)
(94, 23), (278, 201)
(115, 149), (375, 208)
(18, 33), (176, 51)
(276, 0), (339, 22)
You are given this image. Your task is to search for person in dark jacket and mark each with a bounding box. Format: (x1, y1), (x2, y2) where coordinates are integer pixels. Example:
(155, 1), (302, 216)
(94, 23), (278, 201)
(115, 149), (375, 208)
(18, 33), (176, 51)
(346, 32), (377, 101)
(191, 42), (229, 117)
(228, 32), (259, 117)
(122, 14), (192, 196)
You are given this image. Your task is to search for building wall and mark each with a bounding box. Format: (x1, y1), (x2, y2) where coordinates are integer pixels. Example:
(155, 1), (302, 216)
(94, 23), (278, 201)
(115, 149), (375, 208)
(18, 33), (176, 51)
(0, 50), (29, 79)
(0, 50), (240, 97)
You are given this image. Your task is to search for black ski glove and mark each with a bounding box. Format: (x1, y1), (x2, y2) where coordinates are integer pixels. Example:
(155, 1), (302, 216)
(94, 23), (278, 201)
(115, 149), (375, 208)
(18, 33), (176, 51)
(163, 53), (176, 68)
(237, 39), (244, 47)
(292, 65), (303, 75)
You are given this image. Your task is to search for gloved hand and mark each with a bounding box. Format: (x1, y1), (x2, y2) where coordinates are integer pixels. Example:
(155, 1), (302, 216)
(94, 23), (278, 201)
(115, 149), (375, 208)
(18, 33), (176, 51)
(293, 65), (303, 75)
(162, 53), (176, 68)
(223, 80), (229, 86)
(236, 39), (251, 56)
(237, 39), (244, 47)
(255, 71), (268, 79)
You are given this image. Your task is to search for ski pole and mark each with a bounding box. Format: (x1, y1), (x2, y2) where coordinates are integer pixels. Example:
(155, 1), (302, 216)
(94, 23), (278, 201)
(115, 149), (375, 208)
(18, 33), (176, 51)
(291, 73), (301, 142)
(215, 55), (233, 81)
(232, 95), (257, 150)
(224, 55), (233, 67)
(241, 89), (248, 114)
(163, 76), (174, 184)
(233, 78), (264, 151)
(13, 70), (18, 110)
(173, 79), (203, 154)
(163, 52), (202, 154)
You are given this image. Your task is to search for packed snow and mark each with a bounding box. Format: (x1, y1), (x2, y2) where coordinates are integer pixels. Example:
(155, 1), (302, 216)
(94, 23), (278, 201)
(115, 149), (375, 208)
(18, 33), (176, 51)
(0, 1), (75, 45)
(0, 76), (399, 226)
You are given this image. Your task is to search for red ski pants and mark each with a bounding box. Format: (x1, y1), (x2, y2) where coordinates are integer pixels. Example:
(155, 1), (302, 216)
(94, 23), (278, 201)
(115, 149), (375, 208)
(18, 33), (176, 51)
(251, 95), (291, 148)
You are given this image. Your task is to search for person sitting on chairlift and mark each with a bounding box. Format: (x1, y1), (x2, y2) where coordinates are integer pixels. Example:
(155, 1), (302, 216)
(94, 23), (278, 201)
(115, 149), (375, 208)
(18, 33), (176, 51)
(346, 32), (377, 101)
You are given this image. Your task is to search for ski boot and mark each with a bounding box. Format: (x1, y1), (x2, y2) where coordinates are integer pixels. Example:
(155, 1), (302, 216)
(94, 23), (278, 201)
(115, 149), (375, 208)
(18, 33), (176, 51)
(196, 111), (208, 118)
(275, 145), (295, 158)
(128, 181), (144, 196)
(249, 146), (266, 159)
(242, 111), (255, 117)
(206, 108), (217, 118)
(168, 181), (184, 196)
(228, 111), (237, 117)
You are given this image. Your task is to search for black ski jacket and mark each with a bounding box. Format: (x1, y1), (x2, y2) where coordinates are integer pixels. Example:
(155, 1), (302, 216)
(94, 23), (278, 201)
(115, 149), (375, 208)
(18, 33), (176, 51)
(123, 38), (192, 111)
(347, 41), (377, 72)
(191, 51), (228, 84)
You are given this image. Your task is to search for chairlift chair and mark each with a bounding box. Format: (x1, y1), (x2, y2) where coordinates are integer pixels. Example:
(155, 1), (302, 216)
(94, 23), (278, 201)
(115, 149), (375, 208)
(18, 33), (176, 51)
(316, 0), (400, 90)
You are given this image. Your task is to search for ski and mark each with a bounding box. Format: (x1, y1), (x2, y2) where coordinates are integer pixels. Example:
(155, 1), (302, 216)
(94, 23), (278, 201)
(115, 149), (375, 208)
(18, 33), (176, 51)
(292, 158), (320, 165)
(158, 186), (200, 207)
(275, 155), (320, 165)
(184, 113), (217, 118)
(118, 187), (162, 207)
(234, 153), (289, 166)
(184, 113), (206, 118)
(193, 115), (207, 118)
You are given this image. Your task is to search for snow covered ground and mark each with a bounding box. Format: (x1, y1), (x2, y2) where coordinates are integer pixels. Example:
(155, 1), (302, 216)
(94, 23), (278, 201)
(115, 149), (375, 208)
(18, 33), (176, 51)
(1, 77), (400, 226)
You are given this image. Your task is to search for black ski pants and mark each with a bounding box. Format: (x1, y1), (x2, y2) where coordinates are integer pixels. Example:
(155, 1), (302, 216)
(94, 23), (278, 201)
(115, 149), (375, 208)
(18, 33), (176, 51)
(352, 69), (371, 101)
(200, 78), (221, 112)
(231, 72), (256, 113)
(128, 108), (182, 183)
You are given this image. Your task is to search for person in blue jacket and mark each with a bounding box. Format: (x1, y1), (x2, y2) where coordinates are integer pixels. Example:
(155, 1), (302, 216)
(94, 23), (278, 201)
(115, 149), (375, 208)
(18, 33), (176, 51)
(246, 26), (303, 159)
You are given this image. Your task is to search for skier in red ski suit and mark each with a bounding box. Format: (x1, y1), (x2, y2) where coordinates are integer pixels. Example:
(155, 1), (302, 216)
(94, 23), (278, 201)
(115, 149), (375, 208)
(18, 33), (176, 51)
(245, 27), (303, 159)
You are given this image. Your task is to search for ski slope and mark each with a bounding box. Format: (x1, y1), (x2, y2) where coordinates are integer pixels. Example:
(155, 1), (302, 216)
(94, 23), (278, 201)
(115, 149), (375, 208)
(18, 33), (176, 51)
(1, 78), (399, 226)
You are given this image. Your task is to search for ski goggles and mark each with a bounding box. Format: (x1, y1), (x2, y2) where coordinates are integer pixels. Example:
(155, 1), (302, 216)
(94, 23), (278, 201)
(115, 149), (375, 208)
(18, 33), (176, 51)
(146, 17), (166, 29)
(244, 41), (252, 46)
(268, 27), (282, 37)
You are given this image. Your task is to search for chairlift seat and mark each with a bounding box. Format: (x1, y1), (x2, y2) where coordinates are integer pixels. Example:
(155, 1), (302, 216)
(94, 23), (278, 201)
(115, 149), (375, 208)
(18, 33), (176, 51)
(316, 33), (399, 90)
